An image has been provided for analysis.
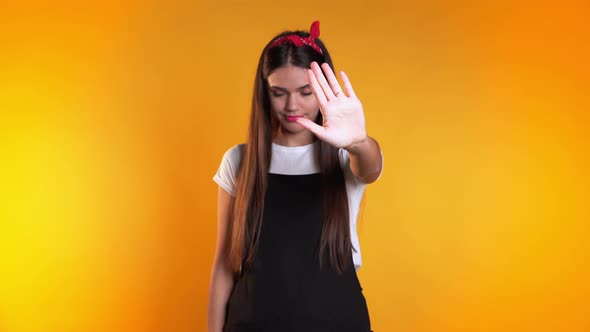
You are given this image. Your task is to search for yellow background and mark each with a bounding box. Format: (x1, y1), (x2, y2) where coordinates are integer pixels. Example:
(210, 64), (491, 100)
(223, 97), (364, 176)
(1, 1), (588, 331)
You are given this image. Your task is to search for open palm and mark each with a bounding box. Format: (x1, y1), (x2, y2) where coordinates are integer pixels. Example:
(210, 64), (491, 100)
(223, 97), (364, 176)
(295, 62), (368, 149)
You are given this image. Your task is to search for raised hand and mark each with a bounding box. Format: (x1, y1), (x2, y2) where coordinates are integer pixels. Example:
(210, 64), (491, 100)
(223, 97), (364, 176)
(295, 62), (368, 149)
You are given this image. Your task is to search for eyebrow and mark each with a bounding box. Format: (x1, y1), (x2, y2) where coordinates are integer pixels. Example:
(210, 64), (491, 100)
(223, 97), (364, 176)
(269, 84), (311, 92)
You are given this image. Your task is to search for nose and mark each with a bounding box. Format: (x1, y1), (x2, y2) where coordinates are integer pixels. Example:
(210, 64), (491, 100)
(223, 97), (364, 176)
(285, 94), (298, 112)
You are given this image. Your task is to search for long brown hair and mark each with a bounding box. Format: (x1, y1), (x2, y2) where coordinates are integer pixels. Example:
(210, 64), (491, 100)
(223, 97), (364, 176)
(228, 28), (351, 277)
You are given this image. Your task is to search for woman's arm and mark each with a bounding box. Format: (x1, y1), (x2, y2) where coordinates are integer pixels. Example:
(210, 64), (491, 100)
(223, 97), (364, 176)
(207, 187), (235, 332)
(294, 62), (384, 183)
(345, 136), (383, 184)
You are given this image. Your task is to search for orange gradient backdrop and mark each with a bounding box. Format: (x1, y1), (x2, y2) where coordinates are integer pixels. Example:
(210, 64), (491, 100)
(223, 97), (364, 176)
(1, 1), (588, 331)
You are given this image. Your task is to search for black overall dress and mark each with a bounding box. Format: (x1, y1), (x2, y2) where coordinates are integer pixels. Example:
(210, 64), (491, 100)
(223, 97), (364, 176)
(223, 173), (372, 332)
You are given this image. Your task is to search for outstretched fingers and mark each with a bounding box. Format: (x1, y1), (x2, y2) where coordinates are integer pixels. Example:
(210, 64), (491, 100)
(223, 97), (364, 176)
(320, 62), (344, 98)
(307, 66), (328, 105)
(310, 62), (337, 101)
(340, 70), (357, 99)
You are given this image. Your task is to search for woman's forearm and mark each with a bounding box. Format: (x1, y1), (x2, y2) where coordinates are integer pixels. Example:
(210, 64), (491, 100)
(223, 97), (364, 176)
(345, 136), (383, 184)
(207, 259), (235, 332)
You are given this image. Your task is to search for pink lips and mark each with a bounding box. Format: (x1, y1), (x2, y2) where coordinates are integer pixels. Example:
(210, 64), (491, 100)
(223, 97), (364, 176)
(285, 115), (303, 122)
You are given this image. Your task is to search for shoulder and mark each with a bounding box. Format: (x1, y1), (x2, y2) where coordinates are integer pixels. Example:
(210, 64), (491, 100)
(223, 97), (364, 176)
(221, 143), (245, 165)
(213, 143), (245, 196)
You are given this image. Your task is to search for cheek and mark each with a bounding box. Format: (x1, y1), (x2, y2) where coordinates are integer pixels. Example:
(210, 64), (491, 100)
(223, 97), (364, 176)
(269, 98), (283, 113)
(304, 98), (319, 113)
(299, 95), (317, 108)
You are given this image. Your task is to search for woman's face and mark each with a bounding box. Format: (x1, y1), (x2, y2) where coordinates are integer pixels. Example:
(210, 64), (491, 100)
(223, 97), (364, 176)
(267, 64), (320, 137)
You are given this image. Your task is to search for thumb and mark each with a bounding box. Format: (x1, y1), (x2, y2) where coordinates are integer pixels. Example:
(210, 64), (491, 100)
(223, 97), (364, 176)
(295, 117), (326, 138)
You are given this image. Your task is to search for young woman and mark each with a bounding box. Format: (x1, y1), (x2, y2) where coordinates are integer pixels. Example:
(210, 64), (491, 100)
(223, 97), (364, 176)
(208, 21), (383, 332)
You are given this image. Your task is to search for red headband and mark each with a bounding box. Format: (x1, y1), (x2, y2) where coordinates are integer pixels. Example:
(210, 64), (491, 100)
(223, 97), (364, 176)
(269, 21), (323, 55)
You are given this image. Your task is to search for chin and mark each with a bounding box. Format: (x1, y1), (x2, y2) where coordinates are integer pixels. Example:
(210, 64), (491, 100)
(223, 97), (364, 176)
(280, 121), (305, 133)
(284, 125), (306, 134)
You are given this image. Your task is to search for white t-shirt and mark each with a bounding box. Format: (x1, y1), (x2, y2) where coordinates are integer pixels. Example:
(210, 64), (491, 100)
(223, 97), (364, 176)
(213, 140), (382, 270)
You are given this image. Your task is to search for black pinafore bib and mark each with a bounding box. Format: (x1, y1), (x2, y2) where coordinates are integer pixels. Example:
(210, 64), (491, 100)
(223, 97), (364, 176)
(223, 173), (372, 332)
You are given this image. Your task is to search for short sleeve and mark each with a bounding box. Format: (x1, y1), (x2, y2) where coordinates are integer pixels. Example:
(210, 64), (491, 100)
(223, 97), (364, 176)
(212, 144), (244, 196)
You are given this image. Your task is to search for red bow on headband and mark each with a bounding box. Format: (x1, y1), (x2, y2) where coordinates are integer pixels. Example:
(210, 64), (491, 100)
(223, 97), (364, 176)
(269, 21), (323, 55)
